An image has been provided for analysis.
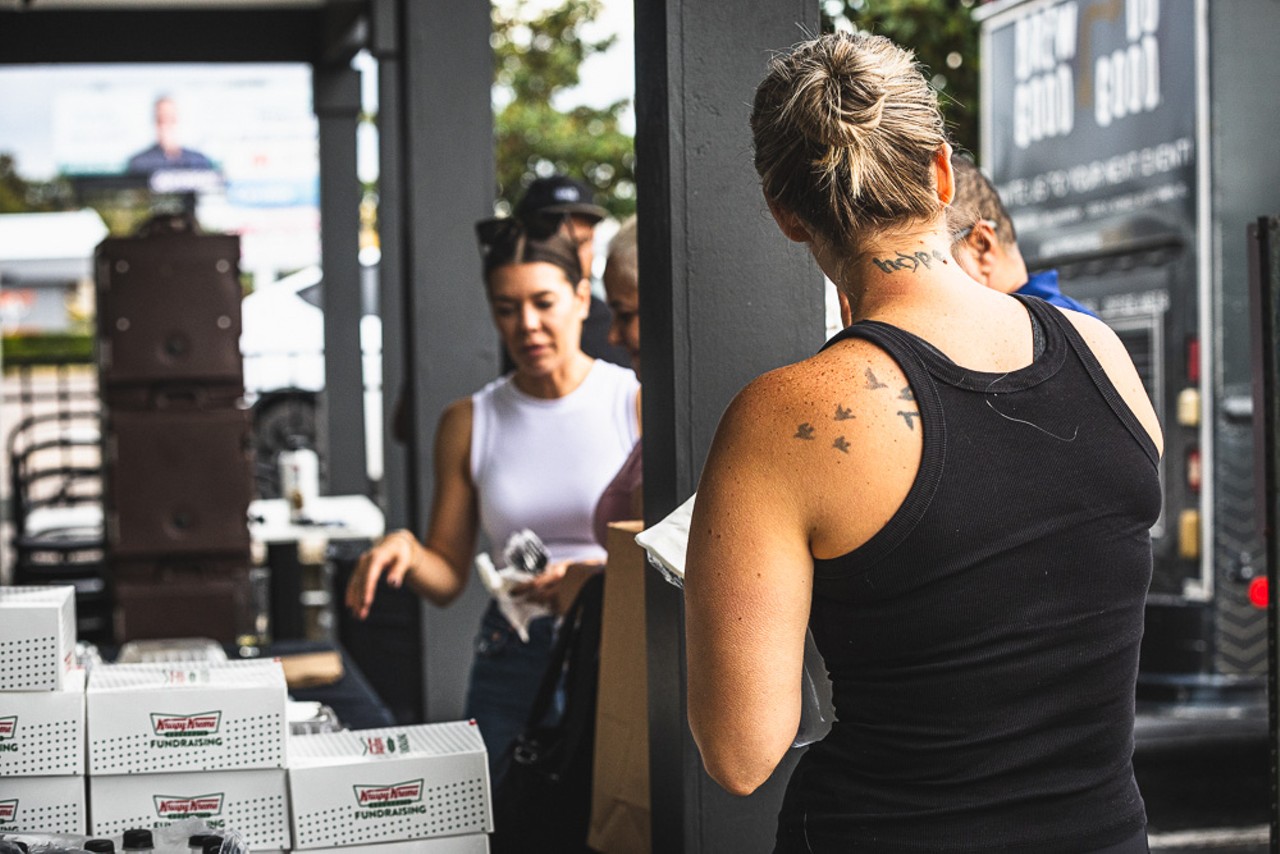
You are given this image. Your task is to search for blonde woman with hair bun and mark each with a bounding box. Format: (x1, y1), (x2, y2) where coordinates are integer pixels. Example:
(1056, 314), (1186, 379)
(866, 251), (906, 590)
(684, 32), (1162, 853)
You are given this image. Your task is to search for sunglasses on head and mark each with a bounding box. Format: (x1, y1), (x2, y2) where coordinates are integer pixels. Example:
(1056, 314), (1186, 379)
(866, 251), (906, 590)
(475, 210), (577, 253)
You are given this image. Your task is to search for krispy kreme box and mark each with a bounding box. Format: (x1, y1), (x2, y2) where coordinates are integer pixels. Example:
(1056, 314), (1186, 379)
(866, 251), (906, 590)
(307, 836), (490, 853)
(88, 768), (290, 851)
(0, 668), (86, 776)
(287, 721), (491, 849)
(0, 775), (86, 836)
(0, 586), (76, 692)
(87, 660), (287, 775)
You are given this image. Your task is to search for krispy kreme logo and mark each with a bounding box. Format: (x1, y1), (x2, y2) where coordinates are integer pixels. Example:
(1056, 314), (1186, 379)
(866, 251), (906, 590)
(0, 800), (17, 822)
(0, 716), (15, 740)
(353, 780), (424, 807)
(153, 793), (224, 819)
(150, 711), (221, 736)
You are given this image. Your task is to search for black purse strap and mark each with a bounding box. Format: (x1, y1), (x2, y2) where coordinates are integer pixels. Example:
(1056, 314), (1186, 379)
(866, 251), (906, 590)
(521, 572), (605, 731)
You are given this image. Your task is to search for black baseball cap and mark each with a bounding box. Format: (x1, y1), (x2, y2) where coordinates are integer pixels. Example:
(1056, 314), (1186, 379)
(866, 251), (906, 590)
(514, 175), (609, 223)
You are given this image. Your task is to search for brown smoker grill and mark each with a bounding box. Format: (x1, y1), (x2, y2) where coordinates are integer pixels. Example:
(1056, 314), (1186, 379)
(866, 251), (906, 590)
(95, 217), (253, 643)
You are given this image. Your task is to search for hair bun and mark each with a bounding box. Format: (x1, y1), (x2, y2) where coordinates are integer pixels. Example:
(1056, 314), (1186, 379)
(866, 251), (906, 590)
(751, 31), (947, 250)
(788, 37), (889, 149)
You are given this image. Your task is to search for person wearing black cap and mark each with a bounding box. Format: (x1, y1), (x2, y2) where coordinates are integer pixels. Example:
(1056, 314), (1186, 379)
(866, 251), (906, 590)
(513, 174), (609, 260)
(511, 175), (633, 371)
(390, 175), (632, 444)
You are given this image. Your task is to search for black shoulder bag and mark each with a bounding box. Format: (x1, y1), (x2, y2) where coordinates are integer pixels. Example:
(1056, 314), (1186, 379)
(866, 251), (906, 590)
(490, 572), (606, 854)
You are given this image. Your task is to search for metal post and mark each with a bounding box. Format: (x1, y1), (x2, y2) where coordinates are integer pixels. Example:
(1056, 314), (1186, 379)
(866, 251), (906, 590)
(401, 0), (499, 722)
(371, 0), (409, 532)
(635, 1), (822, 851)
(314, 64), (369, 496)
(1248, 216), (1280, 845)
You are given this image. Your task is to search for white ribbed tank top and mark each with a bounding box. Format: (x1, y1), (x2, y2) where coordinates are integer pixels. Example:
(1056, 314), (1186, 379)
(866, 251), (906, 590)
(470, 360), (640, 566)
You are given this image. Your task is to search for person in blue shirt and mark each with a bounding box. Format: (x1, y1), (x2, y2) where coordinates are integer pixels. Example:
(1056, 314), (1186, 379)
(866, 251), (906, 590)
(126, 96), (215, 174)
(948, 153), (1096, 317)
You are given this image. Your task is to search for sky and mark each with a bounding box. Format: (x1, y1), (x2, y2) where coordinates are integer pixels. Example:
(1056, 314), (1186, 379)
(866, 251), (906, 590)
(561, 0), (636, 131)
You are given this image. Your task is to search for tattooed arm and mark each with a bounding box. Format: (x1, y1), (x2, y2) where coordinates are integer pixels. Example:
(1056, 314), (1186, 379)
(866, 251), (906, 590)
(685, 371), (815, 796)
(685, 344), (922, 795)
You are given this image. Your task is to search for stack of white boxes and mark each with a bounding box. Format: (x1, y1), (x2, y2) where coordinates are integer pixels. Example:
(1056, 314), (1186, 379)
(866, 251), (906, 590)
(87, 659), (292, 851)
(0, 586), (85, 837)
(288, 721), (492, 853)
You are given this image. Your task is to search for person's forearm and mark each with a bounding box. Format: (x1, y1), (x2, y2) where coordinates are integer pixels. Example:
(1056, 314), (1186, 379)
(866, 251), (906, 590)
(399, 534), (468, 606)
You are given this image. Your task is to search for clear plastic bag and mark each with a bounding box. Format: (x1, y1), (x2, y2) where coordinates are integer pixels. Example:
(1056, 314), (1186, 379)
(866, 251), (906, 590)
(3, 821), (249, 854)
(474, 529), (555, 642)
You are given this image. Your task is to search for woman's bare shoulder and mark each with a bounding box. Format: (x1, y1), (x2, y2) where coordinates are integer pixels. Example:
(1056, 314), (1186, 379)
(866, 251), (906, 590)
(1056, 307), (1164, 455)
(718, 336), (915, 464)
(440, 395), (473, 423)
(702, 333), (924, 560)
(433, 397), (475, 461)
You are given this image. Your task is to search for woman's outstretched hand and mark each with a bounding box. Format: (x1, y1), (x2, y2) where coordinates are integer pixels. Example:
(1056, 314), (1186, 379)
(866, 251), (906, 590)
(345, 529), (418, 620)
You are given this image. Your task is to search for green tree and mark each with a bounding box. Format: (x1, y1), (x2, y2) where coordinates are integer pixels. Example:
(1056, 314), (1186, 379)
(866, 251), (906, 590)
(491, 0), (635, 219)
(823, 0), (982, 157)
(0, 154), (74, 214)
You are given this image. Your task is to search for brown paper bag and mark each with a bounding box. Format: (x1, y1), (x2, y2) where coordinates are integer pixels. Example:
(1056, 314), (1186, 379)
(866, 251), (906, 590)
(587, 521), (651, 854)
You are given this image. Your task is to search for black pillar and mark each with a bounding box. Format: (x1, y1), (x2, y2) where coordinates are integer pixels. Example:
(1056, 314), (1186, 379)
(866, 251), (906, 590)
(371, 0), (409, 532)
(314, 64), (369, 496)
(635, 2), (822, 852)
(401, 0), (499, 722)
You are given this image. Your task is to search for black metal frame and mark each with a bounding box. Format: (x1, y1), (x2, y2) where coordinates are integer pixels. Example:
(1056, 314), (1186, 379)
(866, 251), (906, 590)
(1246, 216), (1280, 846)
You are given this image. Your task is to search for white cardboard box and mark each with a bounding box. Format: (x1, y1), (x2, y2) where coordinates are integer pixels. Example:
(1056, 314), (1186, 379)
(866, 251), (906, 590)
(0, 586), (76, 692)
(288, 721), (491, 850)
(87, 660), (288, 775)
(0, 668), (85, 776)
(0, 775), (86, 836)
(312, 836), (490, 853)
(88, 768), (290, 851)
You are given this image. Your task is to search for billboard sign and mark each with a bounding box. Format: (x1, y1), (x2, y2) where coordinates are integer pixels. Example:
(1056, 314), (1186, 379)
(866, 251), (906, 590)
(984, 0), (1197, 262)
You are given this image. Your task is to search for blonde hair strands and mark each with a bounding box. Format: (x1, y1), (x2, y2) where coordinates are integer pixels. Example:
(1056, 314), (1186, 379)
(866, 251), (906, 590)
(751, 32), (947, 253)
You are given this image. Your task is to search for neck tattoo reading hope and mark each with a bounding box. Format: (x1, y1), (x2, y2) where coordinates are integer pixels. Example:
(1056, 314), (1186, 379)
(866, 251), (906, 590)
(872, 249), (949, 275)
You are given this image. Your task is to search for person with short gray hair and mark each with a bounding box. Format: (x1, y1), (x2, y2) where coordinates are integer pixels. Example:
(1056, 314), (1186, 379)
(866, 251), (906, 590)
(948, 152), (1095, 316)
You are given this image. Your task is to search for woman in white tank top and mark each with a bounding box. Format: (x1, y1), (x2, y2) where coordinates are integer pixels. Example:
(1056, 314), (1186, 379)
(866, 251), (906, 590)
(344, 219), (639, 776)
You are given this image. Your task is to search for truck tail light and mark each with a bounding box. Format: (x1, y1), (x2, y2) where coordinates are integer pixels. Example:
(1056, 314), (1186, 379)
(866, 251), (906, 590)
(1187, 336), (1200, 384)
(1187, 447), (1201, 493)
(1248, 576), (1268, 609)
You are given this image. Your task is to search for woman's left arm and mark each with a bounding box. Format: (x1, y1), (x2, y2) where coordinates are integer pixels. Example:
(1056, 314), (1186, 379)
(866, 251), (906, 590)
(685, 374), (814, 797)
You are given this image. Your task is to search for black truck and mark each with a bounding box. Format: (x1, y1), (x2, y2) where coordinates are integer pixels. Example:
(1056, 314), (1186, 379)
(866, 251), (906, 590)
(976, 0), (1280, 737)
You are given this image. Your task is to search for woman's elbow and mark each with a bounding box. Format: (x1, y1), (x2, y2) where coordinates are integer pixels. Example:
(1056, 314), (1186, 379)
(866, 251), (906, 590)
(691, 721), (786, 796)
(699, 747), (778, 797)
(426, 585), (463, 608)
(408, 559), (468, 607)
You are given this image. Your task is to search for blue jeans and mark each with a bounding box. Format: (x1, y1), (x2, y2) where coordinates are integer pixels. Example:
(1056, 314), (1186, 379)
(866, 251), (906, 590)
(464, 601), (557, 783)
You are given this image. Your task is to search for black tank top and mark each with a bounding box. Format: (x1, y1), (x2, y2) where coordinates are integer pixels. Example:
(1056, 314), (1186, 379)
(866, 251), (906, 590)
(777, 295), (1160, 853)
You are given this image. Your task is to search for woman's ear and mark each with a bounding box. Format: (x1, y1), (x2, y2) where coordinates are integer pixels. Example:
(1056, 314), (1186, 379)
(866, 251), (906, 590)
(953, 220), (999, 287)
(765, 195), (813, 244)
(934, 142), (955, 206)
